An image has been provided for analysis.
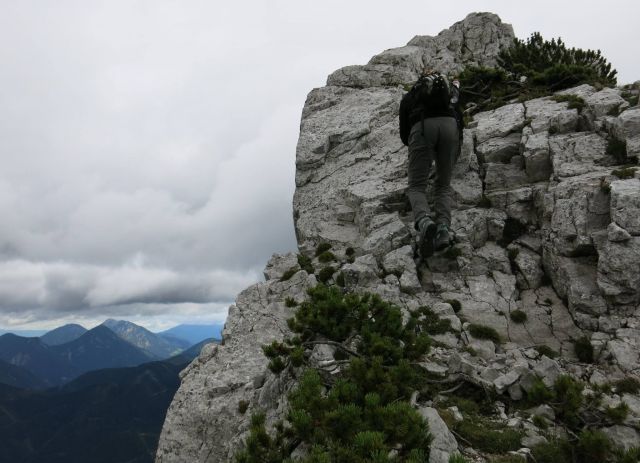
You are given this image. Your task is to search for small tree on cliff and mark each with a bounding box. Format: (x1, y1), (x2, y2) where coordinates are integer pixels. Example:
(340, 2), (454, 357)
(458, 32), (618, 114)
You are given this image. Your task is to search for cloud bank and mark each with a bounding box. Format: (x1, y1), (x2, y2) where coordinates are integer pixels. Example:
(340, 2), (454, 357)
(0, 0), (638, 330)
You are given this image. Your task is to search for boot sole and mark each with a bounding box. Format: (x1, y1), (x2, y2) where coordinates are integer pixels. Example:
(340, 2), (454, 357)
(419, 223), (437, 258)
(434, 240), (450, 252)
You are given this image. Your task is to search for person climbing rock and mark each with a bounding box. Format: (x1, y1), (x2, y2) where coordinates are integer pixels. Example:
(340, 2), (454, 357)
(399, 70), (461, 258)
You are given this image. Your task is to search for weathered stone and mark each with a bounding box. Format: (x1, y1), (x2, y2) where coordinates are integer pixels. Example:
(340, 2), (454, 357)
(484, 162), (529, 192)
(362, 216), (411, 258)
(508, 383), (523, 400)
(400, 270), (422, 294)
(525, 96), (579, 134)
(598, 316), (623, 334)
(475, 242), (511, 274)
(417, 407), (458, 463)
(608, 222), (632, 242)
(447, 406), (464, 422)
(607, 340), (640, 372)
(474, 103), (525, 144)
(458, 272), (514, 340)
(534, 356), (562, 387)
(451, 208), (507, 249)
(543, 252), (608, 317)
(585, 88), (627, 119)
(477, 133), (522, 163)
(601, 425), (640, 451)
(522, 131), (552, 182)
(515, 233), (543, 254)
(494, 370), (520, 393)
(263, 252), (300, 281)
(382, 245), (415, 275)
(627, 135), (640, 160)
(487, 184), (543, 227)
(468, 338), (497, 360)
(156, 273), (316, 463)
(431, 332), (461, 348)
(342, 254), (381, 288)
(548, 133), (609, 178)
(328, 13), (513, 89)
(432, 302), (456, 317)
(597, 237), (640, 306)
(622, 393), (640, 423)
(519, 370), (539, 393)
(452, 169), (484, 206)
(555, 84), (597, 100)
(613, 107), (640, 139)
(335, 204), (356, 222)
(422, 361), (449, 377)
(529, 404), (555, 421)
(545, 171), (610, 256)
(610, 178), (640, 236)
(512, 246), (544, 289)
(522, 435), (547, 448)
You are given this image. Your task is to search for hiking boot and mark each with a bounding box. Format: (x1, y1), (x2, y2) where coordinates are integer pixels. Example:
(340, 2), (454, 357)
(417, 216), (437, 258)
(434, 223), (451, 252)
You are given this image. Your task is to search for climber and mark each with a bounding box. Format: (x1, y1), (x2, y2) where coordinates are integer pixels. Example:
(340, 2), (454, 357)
(399, 70), (462, 258)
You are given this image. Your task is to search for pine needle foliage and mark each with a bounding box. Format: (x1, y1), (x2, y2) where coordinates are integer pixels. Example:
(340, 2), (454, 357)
(467, 324), (501, 343)
(458, 32), (617, 115)
(614, 377), (640, 395)
(498, 33), (617, 88)
(236, 284), (437, 462)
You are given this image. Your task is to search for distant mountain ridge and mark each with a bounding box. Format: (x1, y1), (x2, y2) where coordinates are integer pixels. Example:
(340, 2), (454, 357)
(0, 319), (221, 389)
(0, 329), (48, 337)
(102, 319), (187, 359)
(40, 324), (87, 346)
(51, 325), (155, 381)
(0, 333), (74, 386)
(158, 323), (223, 345)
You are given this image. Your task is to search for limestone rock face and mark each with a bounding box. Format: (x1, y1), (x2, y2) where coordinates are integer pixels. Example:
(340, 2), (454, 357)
(156, 13), (640, 463)
(326, 13), (514, 89)
(156, 266), (316, 463)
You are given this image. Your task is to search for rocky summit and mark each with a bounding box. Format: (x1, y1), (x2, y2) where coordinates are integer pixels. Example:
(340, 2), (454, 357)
(156, 13), (640, 463)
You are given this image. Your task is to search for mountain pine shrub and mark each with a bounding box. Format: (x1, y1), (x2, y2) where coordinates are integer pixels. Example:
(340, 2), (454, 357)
(458, 32), (617, 115)
(614, 377), (640, 394)
(509, 309), (527, 324)
(468, 324), (501, 343)
(235, 284), (440, 462)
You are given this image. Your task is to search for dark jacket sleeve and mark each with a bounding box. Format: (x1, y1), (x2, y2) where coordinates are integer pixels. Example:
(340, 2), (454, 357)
(450, 86), (464, 139)
(399, 94), (410, 146)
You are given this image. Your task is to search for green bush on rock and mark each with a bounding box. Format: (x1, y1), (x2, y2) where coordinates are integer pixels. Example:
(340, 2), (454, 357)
(468, 324), (501, 343)
(235, 284), (441, 462)
(459, 32), (617, 115)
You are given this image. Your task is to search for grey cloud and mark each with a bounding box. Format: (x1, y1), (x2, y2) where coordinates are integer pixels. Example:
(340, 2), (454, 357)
(0, 258), (255, 329)
(0, 1), (638, 329)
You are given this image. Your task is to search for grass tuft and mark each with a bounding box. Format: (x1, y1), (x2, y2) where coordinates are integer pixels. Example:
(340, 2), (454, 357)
(509, 309), (527, 324)
(468, 324), (501, 343)
(574, 336), (594, 363)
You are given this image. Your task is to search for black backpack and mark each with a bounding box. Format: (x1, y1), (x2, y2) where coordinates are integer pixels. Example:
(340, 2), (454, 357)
(412, 73), (451, 110)
(399, 72), (452, 145)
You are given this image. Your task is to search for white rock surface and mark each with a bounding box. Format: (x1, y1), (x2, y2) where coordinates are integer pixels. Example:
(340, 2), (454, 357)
(417, 407), (459, 463)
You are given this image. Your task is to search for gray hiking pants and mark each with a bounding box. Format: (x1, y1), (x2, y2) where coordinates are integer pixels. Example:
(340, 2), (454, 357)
(407, 117), (459, 228)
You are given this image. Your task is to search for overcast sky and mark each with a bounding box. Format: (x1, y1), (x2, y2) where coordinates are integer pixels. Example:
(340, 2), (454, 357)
(1, 1), (638, 332)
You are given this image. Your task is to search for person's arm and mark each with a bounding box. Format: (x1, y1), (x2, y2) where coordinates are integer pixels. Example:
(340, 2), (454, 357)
(399, 94), (410, 146)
